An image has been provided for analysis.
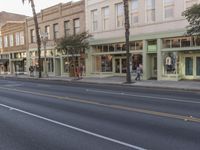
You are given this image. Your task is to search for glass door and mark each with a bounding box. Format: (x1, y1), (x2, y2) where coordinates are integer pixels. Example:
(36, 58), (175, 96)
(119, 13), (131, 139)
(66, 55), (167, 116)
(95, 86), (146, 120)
(121, 58), (127, 73)
(115, 58), (120, 73)
(196, 57), (200, 76)
(185, 57), (193, 76)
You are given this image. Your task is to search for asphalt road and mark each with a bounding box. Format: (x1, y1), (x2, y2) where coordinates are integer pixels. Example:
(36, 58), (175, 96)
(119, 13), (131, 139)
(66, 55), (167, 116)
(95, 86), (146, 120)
(0, 78), (199, 150)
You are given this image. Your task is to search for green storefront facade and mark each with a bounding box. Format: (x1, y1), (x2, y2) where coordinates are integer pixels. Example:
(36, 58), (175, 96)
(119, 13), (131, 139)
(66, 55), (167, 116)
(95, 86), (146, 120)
(86, 29), (200, 81)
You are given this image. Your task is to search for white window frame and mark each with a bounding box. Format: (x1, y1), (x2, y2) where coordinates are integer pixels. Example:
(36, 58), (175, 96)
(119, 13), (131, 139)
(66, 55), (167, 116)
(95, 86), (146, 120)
(102, 6), (109, 31)
(131, 0), (139, 25)
(74, 19), (80, 35)
(116, 3), (124, 28)
(20, 31), (25, 45)
(163, 0), (175, 20)
(145, 0), (155, 23)
(184, 0), (199, 10)
(4, 35), (8, 47)
(0, 36), (2, 48)
(91, 9), (98, 32)
(9, 34), (14, 47)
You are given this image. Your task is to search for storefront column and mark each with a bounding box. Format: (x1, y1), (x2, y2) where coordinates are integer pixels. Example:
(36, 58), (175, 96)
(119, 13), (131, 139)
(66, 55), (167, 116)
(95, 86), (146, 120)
(85, 47), (92, 76)
(26, 50), (31, 75)
(142, 40), (148, 80)
(60, 57), (64, 76)
(157, 39), (162, 80)
(9, 53), (12, 74)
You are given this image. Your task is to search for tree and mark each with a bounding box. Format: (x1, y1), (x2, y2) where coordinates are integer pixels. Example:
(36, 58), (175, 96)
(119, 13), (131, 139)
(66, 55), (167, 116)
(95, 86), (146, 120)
(123, 0), (131, 83)
(183, 4), (200, 36)
(22, 0), (42, 78)
(56, 32), (91, 77)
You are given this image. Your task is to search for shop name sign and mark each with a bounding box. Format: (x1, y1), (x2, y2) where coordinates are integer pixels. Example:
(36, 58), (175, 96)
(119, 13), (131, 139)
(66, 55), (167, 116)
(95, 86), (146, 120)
(147, 45), (157, 52)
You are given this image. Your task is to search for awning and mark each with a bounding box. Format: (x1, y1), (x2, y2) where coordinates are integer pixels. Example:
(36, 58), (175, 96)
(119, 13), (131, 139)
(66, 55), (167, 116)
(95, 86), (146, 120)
(0, 59), (9, 65)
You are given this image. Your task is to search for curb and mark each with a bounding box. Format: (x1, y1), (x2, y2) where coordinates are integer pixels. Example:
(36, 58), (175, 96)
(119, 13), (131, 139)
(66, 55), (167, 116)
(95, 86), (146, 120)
(0, 76), (200, 92)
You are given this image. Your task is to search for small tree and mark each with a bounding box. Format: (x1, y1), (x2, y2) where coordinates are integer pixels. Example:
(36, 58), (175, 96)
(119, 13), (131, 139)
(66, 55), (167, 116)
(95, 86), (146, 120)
(22, 0), (42, 78)
(183, 4), (200, 36)
(56, 32), (91, 76)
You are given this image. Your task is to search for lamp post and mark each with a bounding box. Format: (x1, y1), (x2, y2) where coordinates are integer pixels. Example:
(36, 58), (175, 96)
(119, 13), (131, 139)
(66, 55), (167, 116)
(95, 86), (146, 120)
(41, 32), (48, 78)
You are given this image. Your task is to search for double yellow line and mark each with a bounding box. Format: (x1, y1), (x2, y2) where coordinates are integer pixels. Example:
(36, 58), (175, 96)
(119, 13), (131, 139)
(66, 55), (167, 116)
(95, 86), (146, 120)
(0, 86), (200, 123)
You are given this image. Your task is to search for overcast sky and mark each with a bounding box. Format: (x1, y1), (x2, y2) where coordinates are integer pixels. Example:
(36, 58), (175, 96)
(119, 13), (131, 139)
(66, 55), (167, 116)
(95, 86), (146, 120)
(0, 0), (80, 16)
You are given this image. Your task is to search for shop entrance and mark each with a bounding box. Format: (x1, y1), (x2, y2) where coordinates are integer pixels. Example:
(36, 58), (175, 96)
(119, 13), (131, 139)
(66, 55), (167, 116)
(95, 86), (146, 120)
(150, 55), (157, 79)
(114, 58), (127, 74)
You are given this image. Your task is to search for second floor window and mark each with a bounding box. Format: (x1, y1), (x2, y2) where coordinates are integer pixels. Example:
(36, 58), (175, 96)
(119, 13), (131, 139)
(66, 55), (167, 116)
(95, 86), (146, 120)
(30, 29), (36, 43)
(64, 21), (70, 37)
(20, 31), (25, 45)
(185, 0), (198, 9)
(91, 10), (98, 32)
(146, 0), (155, 23)
(0, 36), (2, 48)
(102, 7), (109, 31)
(4, 35), (8, 47)
(9, 34), (14, 47)
(164, 0), (174, 19)
(131, 0), (139, 24)
(16, 32), (20, 46)
(74, 19), (80, 35)
(45, 25), (50, 40)
(116, 3), (124, 28)
(53, 23), (59, 39)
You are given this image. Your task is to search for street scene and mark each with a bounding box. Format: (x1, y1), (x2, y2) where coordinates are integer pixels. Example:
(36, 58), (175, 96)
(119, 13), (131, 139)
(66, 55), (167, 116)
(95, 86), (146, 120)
(0, 0), (200, 149)
(0, 77), (200, 150)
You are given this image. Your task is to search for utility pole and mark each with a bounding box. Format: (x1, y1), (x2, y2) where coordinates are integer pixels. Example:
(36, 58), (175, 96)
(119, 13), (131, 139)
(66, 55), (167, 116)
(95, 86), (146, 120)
(123, 0), (131, 83)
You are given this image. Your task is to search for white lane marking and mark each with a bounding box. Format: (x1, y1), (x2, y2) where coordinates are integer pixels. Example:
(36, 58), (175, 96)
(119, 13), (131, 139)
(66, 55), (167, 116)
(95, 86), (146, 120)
(0, 103), (147, 150)
(86, 89), (200, 104)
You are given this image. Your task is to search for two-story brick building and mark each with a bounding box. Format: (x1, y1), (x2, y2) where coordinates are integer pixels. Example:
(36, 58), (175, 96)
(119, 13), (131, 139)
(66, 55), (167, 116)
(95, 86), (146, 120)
(85, 0), (200, 81)
(0, 11), (27, 75)
(26, 0), (85, 77)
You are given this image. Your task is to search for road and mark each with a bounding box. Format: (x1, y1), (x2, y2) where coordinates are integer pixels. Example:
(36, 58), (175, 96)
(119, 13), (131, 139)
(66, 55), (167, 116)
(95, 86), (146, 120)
(0, 78), (199, 150)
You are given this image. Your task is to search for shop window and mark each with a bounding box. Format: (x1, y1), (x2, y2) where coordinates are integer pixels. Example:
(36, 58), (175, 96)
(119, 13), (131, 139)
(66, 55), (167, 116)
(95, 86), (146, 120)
(103, 45), (109, 52)
(116, 44), (122, 51)
(172, 38), (181, 48)
(93, 46), (102, 53)
(196, 57), (200, 76)
(163, 52), (177, 74)
(63, 57), (69, 73)
(109, 45), (115, 52)
(130, 41), (143, 50)
(132, 54), (143, 72)
(47, 58), (54, 73)
(185, 57), (193, 75)
(101, 55), (112, 72)
(163, 39), (171, 48)
(181, 37), (191, 47)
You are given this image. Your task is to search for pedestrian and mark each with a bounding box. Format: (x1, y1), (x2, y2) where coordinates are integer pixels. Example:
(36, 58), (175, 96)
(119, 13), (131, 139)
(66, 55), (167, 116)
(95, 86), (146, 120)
(29, 66), (34, 77)
(135, 65), (141, 81)
(75, 65), (80, 79)
(79, 64), (83, 79)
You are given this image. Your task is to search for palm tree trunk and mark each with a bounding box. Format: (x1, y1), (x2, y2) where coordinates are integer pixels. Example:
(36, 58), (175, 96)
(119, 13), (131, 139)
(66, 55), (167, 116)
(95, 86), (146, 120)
(30, 0), (42, 78)
(123, 0), (131, 83)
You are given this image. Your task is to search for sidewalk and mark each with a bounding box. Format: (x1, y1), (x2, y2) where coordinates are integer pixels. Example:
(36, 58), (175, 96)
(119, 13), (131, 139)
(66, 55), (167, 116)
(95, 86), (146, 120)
(1, 74), (200, 91)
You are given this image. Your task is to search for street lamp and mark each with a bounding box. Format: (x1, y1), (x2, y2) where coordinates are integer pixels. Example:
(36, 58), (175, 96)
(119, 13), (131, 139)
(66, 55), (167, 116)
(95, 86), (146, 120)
(41, 32), (48, 78)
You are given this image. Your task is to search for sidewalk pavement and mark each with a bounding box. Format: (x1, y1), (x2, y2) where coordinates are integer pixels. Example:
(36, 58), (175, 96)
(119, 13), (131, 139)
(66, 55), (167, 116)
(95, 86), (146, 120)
(0, 74), (200, 91)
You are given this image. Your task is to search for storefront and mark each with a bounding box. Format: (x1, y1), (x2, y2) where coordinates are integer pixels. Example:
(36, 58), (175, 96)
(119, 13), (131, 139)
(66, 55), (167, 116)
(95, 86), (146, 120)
(10, 52), (26, 74)
(90, 41), (143, 75)
(0, 54), (9, 74)
(161, 36), (200, 80)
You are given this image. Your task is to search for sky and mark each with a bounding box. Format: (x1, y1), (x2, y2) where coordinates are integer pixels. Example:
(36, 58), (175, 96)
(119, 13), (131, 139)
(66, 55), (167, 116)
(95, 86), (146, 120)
(0, 0), (80, 16)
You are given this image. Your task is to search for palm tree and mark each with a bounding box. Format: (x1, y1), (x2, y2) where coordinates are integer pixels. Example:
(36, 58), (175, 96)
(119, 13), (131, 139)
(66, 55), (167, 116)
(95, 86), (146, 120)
(22, 0), (41, 78)
(123, 0), (131, 83)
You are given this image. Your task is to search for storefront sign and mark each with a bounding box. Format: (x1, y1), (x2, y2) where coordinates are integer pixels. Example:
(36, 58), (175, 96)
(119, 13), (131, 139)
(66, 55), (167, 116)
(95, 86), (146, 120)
(147, 45), (157, 52)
